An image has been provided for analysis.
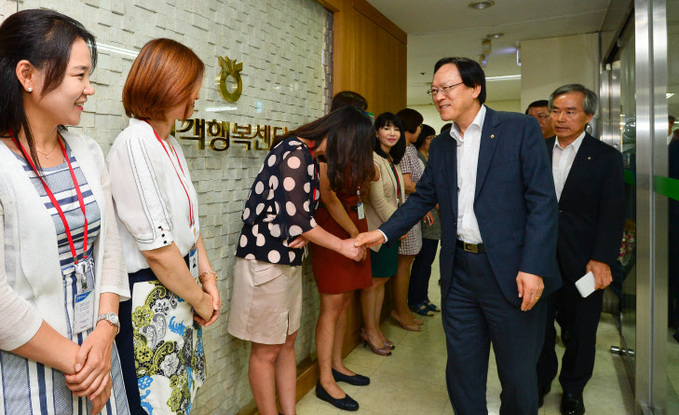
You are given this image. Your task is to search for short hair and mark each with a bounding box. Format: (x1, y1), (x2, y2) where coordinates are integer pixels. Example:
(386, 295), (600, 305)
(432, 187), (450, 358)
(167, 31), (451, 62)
(123, 38), (205, 121)
(374, 112), (406, 164)
(525, 100), (549, 114)
(670, 115), (676, 123)
(433, 57), (486, 105)
(415, 124), (436, 149)
(396, 108), (424, 134)
(0, 9), (97, 171)
(331, 91), (368, 112)
(548, 84), (598, 115)
(440, 123), (453, 133)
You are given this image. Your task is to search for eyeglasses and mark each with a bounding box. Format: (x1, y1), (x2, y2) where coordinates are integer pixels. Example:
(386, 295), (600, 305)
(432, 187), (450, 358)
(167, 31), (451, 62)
(426, 81), (464, 97)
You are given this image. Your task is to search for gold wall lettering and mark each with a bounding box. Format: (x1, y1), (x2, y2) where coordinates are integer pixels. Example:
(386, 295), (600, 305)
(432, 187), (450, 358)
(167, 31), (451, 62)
(176, 118), (287, 151)
(217, 56), (243, 103)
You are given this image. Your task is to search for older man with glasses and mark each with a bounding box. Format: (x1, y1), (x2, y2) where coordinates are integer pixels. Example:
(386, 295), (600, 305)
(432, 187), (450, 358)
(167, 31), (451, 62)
(356, 57), (559, 415)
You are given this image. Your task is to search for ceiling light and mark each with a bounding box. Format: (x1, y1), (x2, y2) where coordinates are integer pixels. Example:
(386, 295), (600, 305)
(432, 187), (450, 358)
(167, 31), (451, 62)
(486, 33), (504, 39)
(468, 1), (495, 10)
(479, 54), (488, 68)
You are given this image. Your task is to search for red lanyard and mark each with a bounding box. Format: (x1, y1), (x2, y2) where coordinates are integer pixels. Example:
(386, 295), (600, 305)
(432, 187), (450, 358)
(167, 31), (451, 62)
(144, 121), (195, 227)
(10, 130), (89, 264)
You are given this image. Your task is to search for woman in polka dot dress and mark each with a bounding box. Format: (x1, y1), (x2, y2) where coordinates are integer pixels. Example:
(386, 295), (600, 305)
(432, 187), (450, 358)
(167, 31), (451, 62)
(228, 106), (372, 415)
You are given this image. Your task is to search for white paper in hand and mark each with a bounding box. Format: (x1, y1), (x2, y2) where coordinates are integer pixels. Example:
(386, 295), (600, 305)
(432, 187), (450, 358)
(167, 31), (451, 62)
(575, 271), (596, 298)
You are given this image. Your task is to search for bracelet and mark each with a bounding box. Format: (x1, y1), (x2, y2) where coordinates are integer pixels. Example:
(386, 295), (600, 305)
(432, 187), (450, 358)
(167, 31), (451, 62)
(198, 270), (217, 284)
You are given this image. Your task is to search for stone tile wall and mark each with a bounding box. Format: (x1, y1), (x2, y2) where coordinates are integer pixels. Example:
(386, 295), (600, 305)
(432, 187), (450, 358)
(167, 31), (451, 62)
(1, 1), (330, 413)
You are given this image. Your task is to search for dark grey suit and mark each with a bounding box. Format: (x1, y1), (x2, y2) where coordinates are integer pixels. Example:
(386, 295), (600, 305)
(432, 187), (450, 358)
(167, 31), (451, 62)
(381, 108), (559, 414)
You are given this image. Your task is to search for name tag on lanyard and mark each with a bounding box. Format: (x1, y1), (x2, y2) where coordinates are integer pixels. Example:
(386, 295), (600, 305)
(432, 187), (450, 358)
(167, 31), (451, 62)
(189, 245), (199, 280)
(356, 188), (365, 220)
(74, 258), (95, 334)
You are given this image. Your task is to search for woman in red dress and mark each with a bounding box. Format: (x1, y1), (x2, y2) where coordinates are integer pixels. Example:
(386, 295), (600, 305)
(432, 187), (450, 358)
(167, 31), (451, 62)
(310, 92), (375, 411)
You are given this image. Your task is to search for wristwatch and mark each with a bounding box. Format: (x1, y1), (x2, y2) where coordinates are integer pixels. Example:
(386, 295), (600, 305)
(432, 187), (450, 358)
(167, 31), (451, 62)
(97, 312), (120, 335)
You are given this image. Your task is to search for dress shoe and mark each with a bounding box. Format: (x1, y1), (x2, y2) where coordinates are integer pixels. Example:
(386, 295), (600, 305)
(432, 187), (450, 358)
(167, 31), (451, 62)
(359, 328), (392, 356)
(538, 384), (551, 408)
(561, 392), (585, 415)
(332, 368), (370, 386)
(315, 381), (359, 411)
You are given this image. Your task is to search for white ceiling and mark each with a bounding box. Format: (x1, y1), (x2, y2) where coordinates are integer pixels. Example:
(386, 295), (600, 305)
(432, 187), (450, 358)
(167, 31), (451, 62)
(366, 0), (630, 106)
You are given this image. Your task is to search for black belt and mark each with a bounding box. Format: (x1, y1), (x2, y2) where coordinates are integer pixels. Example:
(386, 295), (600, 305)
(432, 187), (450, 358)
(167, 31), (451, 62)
(456, 239), (485, 253)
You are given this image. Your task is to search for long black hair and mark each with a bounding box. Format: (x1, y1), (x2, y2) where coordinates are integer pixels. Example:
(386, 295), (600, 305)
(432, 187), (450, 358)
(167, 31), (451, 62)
(0, 9), (97, 168)
(373, 112), (406, 164)
(278, 106), (375, 191)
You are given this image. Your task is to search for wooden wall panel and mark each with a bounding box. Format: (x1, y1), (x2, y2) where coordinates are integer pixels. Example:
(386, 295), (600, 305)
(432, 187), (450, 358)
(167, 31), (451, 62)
(330, 0), (407, 115)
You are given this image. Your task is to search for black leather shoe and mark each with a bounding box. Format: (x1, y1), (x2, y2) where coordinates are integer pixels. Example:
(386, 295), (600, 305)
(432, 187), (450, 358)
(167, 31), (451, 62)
(315, 381), (359, 411)
(561, 392), (585, 415)
(332, 368), (370, 386)
(538, 384), (551, 408)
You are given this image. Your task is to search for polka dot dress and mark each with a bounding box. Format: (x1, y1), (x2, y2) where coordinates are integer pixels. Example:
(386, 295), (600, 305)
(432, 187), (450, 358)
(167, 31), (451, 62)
(236, 137), (320, 266)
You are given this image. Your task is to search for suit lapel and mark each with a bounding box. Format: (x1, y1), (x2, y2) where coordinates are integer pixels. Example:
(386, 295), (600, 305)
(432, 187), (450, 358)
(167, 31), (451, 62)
(475, 108), (500, 200)
(439, 132), (458, 217)
(546, 136), (556, 162)
(560, 134), (595, 203)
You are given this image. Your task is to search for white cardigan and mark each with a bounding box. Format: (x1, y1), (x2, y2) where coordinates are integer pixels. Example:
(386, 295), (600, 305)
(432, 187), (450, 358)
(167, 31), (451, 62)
(0, 131), (130, 350)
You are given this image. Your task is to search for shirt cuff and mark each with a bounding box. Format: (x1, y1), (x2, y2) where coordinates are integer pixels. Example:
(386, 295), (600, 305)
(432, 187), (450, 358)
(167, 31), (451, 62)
(377, 229), (388, 243)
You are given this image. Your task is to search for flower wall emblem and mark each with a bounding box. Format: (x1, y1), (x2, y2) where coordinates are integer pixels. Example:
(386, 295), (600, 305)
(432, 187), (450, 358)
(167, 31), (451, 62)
(218, 56), (243, 103)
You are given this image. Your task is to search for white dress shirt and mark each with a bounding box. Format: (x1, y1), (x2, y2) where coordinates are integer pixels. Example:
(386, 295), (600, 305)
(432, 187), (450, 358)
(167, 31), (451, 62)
(552, 131), (586, 201)
(450, 105), (486, 244)
(107, 118), (200, 273)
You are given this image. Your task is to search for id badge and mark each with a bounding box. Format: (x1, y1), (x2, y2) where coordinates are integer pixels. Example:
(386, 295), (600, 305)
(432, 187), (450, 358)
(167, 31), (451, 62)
(189, 246), (199, 280)
(357, 202), (365, 220)
(74, 259), (95, 333)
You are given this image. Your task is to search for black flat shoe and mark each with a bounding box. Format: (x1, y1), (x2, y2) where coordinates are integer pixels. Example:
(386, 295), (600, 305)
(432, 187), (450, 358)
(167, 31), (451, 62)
(315, 381), (359, 411)
(332, 368), (370, 386)
(561, 392), (585, 415)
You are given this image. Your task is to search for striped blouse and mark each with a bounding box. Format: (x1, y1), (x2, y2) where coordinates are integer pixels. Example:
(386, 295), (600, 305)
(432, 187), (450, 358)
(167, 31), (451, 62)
(0, 143), (129, 415)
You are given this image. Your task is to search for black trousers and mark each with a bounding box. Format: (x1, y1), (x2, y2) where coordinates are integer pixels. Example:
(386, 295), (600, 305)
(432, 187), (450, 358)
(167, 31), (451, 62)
(537, 280), (604, 394)
(408, 237), (439, 306)
(443, 246), (546, 415)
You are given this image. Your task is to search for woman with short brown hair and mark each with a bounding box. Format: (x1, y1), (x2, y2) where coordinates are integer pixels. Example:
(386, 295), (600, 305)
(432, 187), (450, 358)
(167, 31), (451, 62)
(107, 38), (220, 414)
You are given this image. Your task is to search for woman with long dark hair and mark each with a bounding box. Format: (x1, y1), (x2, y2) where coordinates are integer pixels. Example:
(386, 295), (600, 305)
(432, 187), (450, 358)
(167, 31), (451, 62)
(107, 38), (219, 414)
(361, 112), (408, 352)
(0, 9), (129, 414)
(389, 108), (428, 330)
(309, 92), (374, 411)
(228, 105), (373, 415)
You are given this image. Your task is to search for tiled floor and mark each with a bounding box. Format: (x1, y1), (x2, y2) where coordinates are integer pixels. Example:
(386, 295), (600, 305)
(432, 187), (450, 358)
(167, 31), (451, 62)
(297, 264), (635, 414)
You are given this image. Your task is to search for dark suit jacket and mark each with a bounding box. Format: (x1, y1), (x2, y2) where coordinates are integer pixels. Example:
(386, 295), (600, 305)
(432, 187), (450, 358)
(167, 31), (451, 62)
(545, 134), (625, 282)
(380, 107), (560, 307)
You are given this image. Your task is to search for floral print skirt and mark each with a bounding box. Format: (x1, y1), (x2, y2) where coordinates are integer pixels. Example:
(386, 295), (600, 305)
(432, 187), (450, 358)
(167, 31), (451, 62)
(117, 267), (206, 415)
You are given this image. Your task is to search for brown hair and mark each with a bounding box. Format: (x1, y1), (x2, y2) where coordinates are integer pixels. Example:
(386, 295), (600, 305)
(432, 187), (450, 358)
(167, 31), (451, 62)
(122, 38), (204, 121)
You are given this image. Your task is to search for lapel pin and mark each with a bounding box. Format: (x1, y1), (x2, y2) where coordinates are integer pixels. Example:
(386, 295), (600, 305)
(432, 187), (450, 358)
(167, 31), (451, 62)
(490, 134), (495, 139)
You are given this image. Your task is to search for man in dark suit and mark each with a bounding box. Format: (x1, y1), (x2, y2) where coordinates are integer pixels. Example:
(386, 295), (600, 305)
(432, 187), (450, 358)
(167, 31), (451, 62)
(537, 84), (625, 415)
(355, 57), (559, 414)
(526, 99), (556, 138)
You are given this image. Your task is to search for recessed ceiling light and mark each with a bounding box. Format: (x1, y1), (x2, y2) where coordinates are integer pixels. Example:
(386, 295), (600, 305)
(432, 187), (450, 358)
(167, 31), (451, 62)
(486, 33), (504, 38)
(468, 1), (495, 10)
